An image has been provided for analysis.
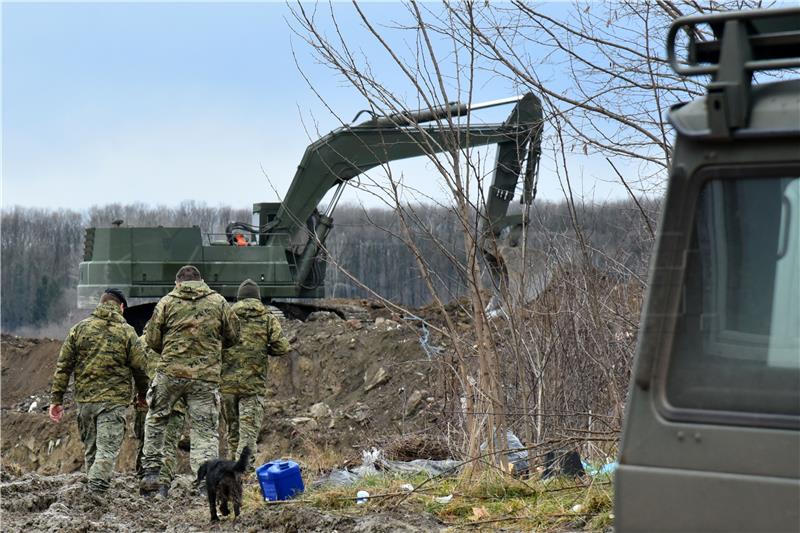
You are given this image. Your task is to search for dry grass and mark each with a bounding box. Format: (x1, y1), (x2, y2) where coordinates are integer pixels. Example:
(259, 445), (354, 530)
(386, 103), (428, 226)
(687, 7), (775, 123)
(382, 433), (452, 461)
(242, 466), (615, 531)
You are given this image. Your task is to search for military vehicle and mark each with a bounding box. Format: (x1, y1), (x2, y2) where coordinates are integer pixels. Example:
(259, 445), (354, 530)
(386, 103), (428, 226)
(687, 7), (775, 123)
(615, 7), (799, 531)
(78, 93), (542, 329)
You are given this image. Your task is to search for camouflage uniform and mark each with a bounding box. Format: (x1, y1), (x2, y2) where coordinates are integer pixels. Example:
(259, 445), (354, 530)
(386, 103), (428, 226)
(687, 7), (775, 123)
(141, 280), (239, 480)
(134, 335), (186, 483)
(50, 301), (149, 492)
(221, 283), (290, 469)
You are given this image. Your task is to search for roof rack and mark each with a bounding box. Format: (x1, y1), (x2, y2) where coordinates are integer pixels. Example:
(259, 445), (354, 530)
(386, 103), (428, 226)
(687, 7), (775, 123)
(667, 7), (800, 137)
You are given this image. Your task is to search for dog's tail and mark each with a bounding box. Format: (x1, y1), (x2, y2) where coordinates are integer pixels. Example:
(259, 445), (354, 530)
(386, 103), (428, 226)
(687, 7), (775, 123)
(197, 461), (208, 482)
(235, 447), (252, 473)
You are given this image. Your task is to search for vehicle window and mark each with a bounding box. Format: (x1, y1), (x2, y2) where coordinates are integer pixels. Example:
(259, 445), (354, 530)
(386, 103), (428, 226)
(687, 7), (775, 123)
(666, 177), (800, 419)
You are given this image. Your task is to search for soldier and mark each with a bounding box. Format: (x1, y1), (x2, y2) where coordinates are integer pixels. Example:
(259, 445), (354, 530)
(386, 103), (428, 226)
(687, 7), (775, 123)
(134, 334), (186, 488)
(221, 279), (290, 469)
(48, 288), (149, 494)
(139, 265), (239, 495)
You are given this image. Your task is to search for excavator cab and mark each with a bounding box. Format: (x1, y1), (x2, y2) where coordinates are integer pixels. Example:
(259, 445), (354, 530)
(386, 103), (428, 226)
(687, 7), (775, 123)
(615, 8), (800, 531)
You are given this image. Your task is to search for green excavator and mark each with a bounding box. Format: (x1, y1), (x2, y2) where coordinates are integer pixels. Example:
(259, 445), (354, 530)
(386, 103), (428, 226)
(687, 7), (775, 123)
(77, 93), (543, 330)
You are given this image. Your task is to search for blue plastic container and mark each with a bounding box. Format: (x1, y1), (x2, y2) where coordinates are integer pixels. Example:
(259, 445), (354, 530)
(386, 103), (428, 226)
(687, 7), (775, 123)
(256, 460), (304, 501)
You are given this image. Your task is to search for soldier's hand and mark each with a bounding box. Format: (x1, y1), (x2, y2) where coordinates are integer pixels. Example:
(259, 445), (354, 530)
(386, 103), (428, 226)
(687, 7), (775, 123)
(49, 404), (64, 423)
(136, 394), (148, 410)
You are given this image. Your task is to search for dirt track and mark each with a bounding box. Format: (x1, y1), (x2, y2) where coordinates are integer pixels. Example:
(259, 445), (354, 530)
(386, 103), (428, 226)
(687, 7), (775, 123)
(0, 470), (444, 532)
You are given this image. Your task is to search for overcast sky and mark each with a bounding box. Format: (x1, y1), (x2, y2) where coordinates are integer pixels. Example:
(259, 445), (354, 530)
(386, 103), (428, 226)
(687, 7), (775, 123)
(2, 2), (633, 212)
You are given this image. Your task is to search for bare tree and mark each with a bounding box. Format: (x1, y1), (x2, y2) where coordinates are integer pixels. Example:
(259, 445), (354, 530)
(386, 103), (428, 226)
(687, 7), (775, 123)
(289, 1), (530, 470)
(438, 1), (769, 193)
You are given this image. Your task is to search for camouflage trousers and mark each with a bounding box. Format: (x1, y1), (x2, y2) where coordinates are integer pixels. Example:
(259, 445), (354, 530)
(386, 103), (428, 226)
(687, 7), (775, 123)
(76, 402), (127, 492)
(142, 372), (220, 476)
(134, 404), (185, 483)
(221, 393), (265, 470)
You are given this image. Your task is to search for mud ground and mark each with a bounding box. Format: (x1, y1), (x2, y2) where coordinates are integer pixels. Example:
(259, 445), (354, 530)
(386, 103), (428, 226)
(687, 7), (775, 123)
(0, 470), (444, 532)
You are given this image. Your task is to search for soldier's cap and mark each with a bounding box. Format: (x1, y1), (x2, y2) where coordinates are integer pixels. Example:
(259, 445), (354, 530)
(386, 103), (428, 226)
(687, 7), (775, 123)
(104, 288), (128, 309)
(237, 279), (261, 300)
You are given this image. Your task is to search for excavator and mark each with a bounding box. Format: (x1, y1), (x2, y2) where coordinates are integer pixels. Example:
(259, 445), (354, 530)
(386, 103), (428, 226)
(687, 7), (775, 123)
(77, 93), (543, 330)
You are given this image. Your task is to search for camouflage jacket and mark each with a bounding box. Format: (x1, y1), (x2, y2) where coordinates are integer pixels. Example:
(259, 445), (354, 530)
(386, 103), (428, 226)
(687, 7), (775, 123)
(145, 280), (240, 383)
(50, 302), (149, 406)
(220, 299), (290, 395)
(137, 335), (160, 381)
(137, 335), (186, 414)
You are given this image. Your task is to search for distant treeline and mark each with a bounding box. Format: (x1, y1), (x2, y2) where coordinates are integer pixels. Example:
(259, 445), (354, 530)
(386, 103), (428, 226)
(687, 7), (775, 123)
(0, 199), (660, 332)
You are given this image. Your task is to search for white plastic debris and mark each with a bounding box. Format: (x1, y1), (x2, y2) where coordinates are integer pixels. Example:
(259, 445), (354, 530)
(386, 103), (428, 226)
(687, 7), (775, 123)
(356, 490), (370, 504)
(571, 504), (585, 513)
(28, 401), (38, 413)
(435, 495), (453, 504)
(400, 483), (414, 492)
(361, 447), (382, 466)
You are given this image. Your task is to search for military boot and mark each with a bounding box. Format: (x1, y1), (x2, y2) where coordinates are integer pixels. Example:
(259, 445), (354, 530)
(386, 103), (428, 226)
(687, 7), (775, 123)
(139, 468), (161, 496)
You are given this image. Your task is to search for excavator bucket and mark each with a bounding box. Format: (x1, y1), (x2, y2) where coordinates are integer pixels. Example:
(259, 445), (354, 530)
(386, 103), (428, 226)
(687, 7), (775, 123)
(478, 93), (545, 315)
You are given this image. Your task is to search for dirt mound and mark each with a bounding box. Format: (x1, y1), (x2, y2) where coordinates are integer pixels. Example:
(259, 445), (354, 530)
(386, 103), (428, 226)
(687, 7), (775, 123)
(0, 472), (445, 532)
(1, 335), (62, 409)
(1, 308), (445, 476)
(0, 302), (451, 531)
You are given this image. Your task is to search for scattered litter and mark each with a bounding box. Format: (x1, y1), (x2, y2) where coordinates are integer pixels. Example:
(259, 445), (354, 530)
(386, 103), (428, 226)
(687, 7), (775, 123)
(480, 430), (529, 476)
(581, 459), (617, 477)
(382, 459), (461, 477)
(571, 503), (585, 513)
(352, 448), (382, 477)
(435, 494), (453, 504)
(28, 401), (38, 413)
(313, 448), (460, 488)
(317, 469), (360, 486)
(400, 483), (414, 492)
(356, 490), (370, 504)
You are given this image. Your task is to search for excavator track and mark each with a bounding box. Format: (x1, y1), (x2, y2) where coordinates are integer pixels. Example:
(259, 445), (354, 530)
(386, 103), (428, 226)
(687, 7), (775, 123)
(272, 299), (372, 321)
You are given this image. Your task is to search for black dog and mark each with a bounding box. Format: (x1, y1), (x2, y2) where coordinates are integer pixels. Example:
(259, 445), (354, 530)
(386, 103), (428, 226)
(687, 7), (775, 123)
(197, 447), (251, 522)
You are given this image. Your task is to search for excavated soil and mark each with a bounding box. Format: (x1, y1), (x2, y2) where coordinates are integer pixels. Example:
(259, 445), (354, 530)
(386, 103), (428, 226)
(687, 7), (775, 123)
(0, 471), (445, 532)
(1, 308), (448, 531)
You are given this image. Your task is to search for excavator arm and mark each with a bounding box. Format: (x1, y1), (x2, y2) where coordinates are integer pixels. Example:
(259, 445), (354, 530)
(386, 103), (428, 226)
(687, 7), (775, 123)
(261, 93), (542, 287)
